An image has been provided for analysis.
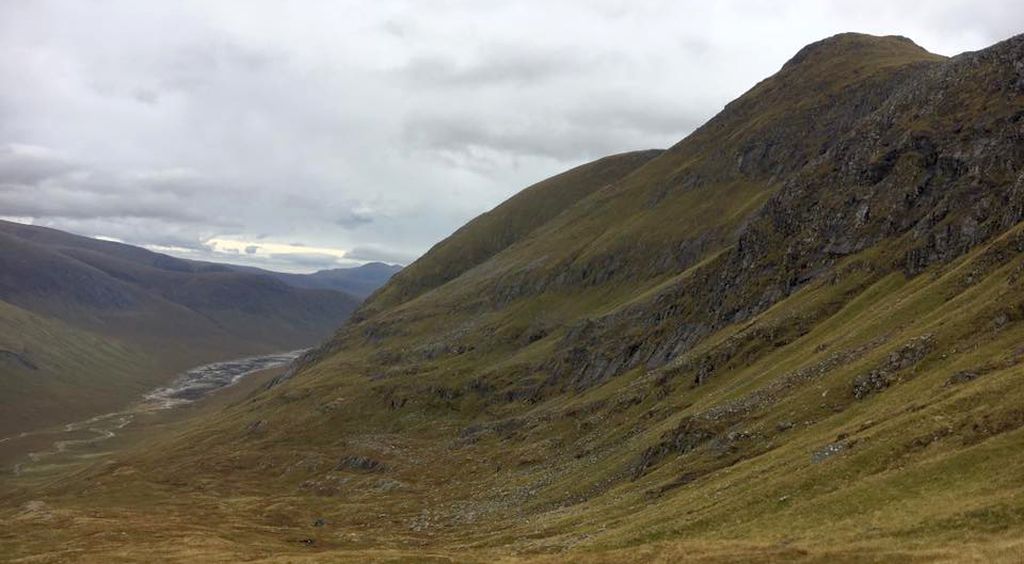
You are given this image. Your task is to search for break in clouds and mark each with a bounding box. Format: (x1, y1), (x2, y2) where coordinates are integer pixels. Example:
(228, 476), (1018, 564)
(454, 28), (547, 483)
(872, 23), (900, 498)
(1, 1), (1020, 272)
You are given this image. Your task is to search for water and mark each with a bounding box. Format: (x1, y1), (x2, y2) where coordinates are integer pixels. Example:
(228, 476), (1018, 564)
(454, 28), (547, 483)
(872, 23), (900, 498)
(144, 350), (305, 408)
(5, 349), (306, 475)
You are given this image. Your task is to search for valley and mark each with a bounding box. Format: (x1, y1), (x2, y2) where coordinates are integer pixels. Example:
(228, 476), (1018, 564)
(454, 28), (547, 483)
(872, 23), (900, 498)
(0, 220), (398, 437)
(1, 350), (304, 476)
(2, 30), (1024, 563)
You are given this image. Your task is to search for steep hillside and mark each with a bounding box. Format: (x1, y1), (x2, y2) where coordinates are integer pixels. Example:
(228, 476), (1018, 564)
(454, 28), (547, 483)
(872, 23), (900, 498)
(3, 33), (1024, 562)
(364, 149), (663, 314)
(0, 221), (361, 435)
(0, 300), (158, 438)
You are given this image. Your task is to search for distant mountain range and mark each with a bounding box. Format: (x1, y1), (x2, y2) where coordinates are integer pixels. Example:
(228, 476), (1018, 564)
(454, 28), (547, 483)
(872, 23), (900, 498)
(228, 261), (402, 299)
(0, 219), (399, 435)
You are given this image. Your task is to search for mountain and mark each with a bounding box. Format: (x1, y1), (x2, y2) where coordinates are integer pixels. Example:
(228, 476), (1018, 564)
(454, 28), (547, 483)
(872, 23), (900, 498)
(240, 262), (403, 298)
(363, 149), (663, 314)
(4, 33), (1024, 561)
(0, 220), (361, 435)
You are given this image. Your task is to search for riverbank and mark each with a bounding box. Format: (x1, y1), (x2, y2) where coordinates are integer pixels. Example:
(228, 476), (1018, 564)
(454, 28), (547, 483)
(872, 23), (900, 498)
(0, 351), (303, 478)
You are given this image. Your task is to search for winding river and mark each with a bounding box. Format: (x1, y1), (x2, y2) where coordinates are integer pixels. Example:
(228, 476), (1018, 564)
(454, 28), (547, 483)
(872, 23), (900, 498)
(5, 350), (306, 476)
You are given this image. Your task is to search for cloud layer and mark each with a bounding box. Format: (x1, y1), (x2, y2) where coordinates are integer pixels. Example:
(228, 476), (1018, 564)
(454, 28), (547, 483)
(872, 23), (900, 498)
(1, 0), (1019, 272)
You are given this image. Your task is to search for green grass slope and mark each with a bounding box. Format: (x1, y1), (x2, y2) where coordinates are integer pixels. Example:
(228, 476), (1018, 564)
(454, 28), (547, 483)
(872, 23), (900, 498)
(0, 300), (158, 438)
(2, 32), (1024, 562)
(364, 149), (663, 314)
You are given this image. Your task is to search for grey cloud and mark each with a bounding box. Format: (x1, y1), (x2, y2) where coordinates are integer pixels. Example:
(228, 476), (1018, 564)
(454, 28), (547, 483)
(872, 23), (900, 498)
(31, 216), (215, 251)
(396, 47), (607, 88)
(158, 40), (285, 95)
(334, 209), (375, 228)
(283, 192), (377, 228)
(244, 245), (259, 254)
(380, 19), (411, 39)
(132, 88), (160, 105)
(345, 245), (416, 265)
(0, 144), (79, 185)
(0, 156), (245, 225)
(566, 103), (710, 138)
(403, 106), (687, 163)
(124, 168), (229, 196)
(0, 183), (206, 222)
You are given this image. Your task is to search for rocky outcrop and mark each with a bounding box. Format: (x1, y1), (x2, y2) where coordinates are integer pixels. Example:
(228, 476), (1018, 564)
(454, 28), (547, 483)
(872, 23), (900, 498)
(851, 335), (934, 399)
(335, 455), (388, 473)
(537, 35), (1024, 392)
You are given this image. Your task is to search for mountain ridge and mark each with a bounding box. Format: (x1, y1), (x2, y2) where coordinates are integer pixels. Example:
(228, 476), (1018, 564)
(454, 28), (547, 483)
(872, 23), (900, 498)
(233, 261), (403, 299)
(362, 149), (663, 315)
(3, 32), (1024, 562)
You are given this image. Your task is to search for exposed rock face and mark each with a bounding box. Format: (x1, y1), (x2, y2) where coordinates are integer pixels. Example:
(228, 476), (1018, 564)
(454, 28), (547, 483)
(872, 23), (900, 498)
(811, 440), (850, 464)
(335, 455), (388, 473)
(536, 35), (1024, 392)
(851, 335), (934, 399)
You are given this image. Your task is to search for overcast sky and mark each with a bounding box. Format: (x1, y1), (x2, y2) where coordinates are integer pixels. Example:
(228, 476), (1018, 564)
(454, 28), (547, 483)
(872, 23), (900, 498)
(0, 1), (1020, 272)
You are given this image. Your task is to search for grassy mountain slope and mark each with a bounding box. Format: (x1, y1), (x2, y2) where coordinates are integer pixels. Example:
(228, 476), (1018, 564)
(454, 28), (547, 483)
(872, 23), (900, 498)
(0, 221), (361, 436)
(0, 299), (158, 438)
(3, 33), (1024, 561)
(364, 149), (663, 314)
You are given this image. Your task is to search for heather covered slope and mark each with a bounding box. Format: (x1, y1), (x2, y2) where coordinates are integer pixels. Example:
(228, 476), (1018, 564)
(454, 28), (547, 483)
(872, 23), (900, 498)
(3, 33), (1024, 562)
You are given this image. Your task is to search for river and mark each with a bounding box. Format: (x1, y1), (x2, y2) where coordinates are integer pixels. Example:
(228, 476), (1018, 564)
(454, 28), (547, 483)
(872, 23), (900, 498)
(5, 349), (306, 476)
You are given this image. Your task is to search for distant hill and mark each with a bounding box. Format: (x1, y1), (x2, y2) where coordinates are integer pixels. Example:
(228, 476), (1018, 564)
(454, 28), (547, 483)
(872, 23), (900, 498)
(231, 262), (403, 298)
(0, 220), (362, 435)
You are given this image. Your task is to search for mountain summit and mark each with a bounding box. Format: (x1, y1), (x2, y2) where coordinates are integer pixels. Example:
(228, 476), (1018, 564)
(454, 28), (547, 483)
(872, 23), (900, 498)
(4, 33), (1024, 561)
